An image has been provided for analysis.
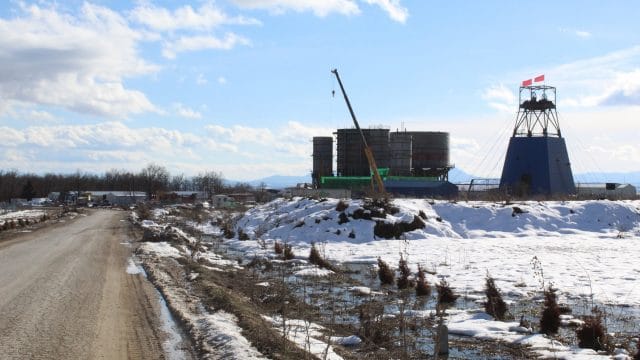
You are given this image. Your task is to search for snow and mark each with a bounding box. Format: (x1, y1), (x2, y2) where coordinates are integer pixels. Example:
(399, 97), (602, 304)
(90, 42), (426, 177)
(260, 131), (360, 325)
(126, 257), (144, 274)
(0, 209), (47, 225)
(262, 316), (349, 360)
(225, 197), (640, 359)
(139, 242), (184, 259)
(199, 311), (265, 359)
(229, 198), (640, 307)
(139, 197), (640, 359)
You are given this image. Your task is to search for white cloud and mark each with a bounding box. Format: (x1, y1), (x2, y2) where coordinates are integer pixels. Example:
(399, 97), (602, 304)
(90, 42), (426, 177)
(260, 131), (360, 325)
(230, 0), (361, 17)
(162, 33), (250, 59)
(217, 76), (227, 85)
(0, 120), (334, 179)
(129, 2), (261, 31)
(559, 27), (592, 39)
(0, 3), (159, 118)
(545, 46), (640, 108)
(575, 30), (591, 38)
(197, 73), (208, 85)
(173, 103), (203, 119)
(362, 0), (408, 23)
(481, 84), (517, 113)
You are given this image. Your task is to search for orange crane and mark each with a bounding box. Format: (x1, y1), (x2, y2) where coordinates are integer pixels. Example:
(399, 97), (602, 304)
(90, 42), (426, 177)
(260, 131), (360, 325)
(331, 69), (386, 194)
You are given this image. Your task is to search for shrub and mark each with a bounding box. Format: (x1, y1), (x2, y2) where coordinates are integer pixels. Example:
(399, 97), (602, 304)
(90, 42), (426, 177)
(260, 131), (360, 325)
(358, 300), (391, 346)
(136, 203), (152, 220)
(308, 243), (335, 271)
(335, 200), (349, 212)
(415, 265), (431, 297)
(274, 241), (283, 254)
(540, 285), (561, 335)
(377, 257), (395, 286)
(634, 338), (640, 360)
(223, 227), (235, 239)
(348, 230), (356, 239)
(436, 278), (458, 307)
(576, 310), (607, 351)
(18, 218), (25, 227)
(10, 220), (16, 229)
(338, 212), (349, 224)
(373, 215), (425, 239)
(396, 255), (414, 290)
(484, 273), (508, 321)
(283, 244), (294, 260)
(238, 229), (250, 240)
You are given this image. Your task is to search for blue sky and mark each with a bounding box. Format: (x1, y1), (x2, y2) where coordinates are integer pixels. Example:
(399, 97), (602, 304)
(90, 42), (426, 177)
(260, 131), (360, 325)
(1, 1), (640, 180)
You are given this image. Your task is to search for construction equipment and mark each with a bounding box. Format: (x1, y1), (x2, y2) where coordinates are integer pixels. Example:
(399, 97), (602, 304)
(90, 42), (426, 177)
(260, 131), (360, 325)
(331, 69), (386, 194)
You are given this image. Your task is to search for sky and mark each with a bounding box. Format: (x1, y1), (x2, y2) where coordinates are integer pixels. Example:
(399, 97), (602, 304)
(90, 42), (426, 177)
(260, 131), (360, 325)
(1, 0), (640, 181)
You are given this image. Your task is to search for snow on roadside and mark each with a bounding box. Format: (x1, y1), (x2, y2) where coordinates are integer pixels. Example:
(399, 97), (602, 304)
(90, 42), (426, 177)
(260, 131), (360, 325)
(262, 316), (347, 360)
(139, 240), (266, 359)
(139, 242), (184, 259)
(0, 209), (48, 225)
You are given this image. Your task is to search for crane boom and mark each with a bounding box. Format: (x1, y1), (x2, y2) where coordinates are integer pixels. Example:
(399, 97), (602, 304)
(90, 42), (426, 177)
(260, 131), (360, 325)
(331, 69), (385, 194)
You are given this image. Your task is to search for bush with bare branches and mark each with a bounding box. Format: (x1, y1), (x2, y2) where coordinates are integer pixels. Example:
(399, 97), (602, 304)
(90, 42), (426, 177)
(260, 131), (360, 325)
(540, 285), (561, 335)
(377, 258), (395, 286)
(576, 309), (607, 351)
(415, 265), (431, 297)
(436, 278), (458, 307)
(485, 273), (508, 321)
(396, 255), (414, 290)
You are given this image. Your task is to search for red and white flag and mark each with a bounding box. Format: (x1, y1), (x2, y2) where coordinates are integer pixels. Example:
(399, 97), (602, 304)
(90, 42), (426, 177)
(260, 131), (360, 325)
(522, 79), (533, 87)
(534, 74), (545, 82)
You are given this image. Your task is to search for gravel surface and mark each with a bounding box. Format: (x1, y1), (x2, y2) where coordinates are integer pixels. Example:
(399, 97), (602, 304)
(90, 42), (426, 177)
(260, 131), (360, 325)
(0, 210), (177, 359)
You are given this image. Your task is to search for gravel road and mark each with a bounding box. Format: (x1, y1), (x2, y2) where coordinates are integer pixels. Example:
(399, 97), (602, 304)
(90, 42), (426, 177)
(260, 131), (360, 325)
(0, 210), (172, 359)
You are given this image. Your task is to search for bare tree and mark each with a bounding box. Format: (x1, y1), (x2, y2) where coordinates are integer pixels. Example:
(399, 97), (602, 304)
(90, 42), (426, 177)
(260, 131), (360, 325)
(194, 170), (224, 199)
(139, 163), (169, 200)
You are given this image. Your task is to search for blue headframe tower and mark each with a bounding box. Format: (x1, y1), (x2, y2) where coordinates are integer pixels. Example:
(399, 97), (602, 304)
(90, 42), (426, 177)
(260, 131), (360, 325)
(499, 85), (576, 197)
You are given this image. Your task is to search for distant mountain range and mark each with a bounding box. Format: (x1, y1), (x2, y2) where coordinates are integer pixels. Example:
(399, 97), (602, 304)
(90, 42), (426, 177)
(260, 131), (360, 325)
(232, 170), (640, 190)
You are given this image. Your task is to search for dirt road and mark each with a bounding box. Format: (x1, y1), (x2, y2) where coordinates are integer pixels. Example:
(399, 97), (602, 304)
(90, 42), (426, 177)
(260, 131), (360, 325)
(0, 210), (173, 359)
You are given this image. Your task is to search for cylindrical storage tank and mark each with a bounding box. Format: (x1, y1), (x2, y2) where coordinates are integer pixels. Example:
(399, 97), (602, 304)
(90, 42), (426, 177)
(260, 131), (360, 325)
(336, 128), (390, 176)
(312, 137), (333, 180)
(405, 131), (450, 177)
(389, 132), (412, 176)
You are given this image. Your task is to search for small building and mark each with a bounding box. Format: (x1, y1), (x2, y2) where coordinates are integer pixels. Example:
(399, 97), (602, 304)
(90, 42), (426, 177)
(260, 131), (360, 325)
(213, 194), (235, 208)
(576, 183), (637, 200)
(86, 191), (147, 206)
(160, 191), (207, 203)
(228, 193), (256, 205)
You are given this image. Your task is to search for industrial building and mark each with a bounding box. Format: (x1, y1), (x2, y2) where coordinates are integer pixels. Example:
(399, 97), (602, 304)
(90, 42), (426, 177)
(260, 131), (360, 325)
(312, 128), (458, 197)
(499, 84), (576, 197)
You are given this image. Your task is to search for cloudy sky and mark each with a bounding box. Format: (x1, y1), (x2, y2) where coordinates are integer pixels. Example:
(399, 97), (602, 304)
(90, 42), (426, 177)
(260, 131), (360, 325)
(1, 1), (640, 180)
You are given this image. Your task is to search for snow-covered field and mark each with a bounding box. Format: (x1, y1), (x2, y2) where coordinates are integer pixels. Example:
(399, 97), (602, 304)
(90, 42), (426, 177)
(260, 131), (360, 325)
(224, 198), (640, 359)
(138, 198), (640, 359)
(230, 198), (640, 308)
(0, 209), (48, 225)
